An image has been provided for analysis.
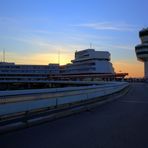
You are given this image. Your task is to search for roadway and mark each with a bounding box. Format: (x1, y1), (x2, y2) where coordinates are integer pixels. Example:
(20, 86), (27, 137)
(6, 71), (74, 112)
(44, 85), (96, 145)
(0, 83), (148, 148)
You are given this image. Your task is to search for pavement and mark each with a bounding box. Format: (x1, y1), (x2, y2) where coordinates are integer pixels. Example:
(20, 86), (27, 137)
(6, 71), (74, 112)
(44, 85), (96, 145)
(0, 82), (148, 148)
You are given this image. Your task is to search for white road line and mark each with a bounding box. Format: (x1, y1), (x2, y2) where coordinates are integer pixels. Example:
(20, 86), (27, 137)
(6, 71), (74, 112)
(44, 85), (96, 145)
(119, 100), (148, 104)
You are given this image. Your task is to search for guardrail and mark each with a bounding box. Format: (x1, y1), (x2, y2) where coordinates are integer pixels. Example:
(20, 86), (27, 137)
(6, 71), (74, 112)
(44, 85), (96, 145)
(0, 82), (129, 117)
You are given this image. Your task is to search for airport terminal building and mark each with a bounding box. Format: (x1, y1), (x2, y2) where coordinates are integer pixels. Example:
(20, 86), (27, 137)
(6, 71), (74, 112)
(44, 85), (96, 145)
(0, 49), (127, 90)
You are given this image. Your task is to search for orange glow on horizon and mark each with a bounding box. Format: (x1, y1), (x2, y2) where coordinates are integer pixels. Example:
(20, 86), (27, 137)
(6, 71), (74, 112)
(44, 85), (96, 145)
(113, 61), (144, 78)
(6, 52), (144, 78)
(6, 52), (73, 65)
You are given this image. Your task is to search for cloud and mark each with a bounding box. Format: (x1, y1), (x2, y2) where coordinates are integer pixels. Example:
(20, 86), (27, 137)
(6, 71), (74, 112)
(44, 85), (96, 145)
(10, 36), (61, 53)
(107, 44), (133, 50)
(0, 17), (17, 23)
(73, 22), (137, 31)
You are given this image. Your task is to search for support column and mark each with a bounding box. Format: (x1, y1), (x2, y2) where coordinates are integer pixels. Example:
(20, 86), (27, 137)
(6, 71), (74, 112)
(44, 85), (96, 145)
(144, 61), (148, 79)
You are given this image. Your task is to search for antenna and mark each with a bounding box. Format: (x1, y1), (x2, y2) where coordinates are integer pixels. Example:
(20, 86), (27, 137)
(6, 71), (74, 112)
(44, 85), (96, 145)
(3, 49), (5, 62)
(90, 43), (92, 49)
(58, 49), (60, 65)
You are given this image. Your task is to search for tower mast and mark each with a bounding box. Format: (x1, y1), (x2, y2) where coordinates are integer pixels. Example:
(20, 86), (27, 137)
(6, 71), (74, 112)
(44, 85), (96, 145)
(90, 43), (92, 49)
(3, 49), (5, 62)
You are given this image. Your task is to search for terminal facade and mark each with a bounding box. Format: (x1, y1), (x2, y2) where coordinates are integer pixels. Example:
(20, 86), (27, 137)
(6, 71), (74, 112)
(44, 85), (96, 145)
(0, 49), (128, 90)
(61, 49), (114, 74)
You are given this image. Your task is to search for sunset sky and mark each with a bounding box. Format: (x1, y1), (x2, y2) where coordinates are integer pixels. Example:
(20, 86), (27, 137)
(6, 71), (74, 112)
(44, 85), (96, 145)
(0, 0), (148, 77)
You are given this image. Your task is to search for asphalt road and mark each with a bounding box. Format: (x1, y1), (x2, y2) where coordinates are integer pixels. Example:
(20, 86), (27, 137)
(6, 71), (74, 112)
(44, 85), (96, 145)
(0, 83), (148, 148)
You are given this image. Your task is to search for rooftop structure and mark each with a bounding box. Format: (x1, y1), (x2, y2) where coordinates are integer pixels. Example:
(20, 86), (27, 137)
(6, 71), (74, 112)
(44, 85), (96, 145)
(135, 28), (148, 79)
(61, 49), (114, 74)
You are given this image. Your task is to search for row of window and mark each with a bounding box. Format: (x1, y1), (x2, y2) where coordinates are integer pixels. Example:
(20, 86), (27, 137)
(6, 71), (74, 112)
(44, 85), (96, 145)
(0, 78), (49, 81)
(62, 67), (96, 73)
(0, 70), (59, 74)
(136, 51), (148, 55)
(73, 58), (109, 63)
(0, 66), (59, 69)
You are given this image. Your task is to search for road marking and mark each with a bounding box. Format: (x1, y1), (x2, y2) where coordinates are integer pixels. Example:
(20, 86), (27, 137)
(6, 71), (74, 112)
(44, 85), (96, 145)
(119, 100), (148, 104)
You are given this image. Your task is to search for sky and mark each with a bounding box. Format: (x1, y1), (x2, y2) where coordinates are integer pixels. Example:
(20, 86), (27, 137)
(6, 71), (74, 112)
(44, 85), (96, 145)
(0, 0), (148, 77)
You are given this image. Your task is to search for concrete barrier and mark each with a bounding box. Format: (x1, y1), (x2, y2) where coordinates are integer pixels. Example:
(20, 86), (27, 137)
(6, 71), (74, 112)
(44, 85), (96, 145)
(0, 82), (129, 116)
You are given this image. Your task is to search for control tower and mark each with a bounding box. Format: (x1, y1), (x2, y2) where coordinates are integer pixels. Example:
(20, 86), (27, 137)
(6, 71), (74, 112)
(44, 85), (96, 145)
(135, 28), (148, 79)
